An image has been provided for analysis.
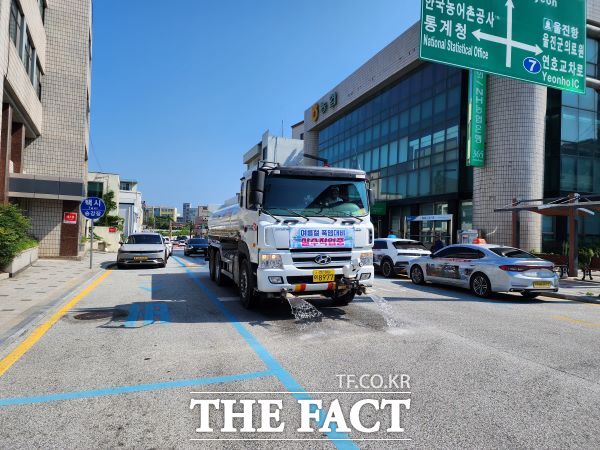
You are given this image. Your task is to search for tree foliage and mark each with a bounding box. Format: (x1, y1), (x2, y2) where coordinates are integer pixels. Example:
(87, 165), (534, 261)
(0, 204), (37, 268)
(96, 191), (124, 229)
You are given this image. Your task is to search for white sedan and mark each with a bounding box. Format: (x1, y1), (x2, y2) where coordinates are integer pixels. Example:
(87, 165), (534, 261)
(408, 244), (559, 298)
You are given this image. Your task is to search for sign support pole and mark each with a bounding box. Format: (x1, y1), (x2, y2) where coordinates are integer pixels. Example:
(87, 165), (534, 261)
(90, 220), (94, 269)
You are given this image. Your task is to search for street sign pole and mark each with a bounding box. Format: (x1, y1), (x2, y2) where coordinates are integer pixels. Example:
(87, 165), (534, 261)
(90, 220), (94, 269)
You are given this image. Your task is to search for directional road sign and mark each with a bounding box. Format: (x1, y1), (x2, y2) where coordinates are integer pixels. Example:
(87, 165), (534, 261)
(420, 0), (587, 93)
(80, 197), (106, 221)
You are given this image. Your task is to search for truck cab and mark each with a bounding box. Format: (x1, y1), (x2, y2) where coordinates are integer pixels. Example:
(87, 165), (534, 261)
(208, 164), (375, 308)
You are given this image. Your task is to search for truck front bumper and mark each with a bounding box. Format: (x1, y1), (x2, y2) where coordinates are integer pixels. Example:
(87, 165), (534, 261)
(257, 265), (374, 294)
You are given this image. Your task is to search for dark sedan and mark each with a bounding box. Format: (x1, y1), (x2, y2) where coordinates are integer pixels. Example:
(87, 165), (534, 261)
(184, 238), (209, 257)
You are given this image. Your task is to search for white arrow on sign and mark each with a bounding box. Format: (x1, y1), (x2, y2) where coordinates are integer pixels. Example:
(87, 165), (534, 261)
(472, 0), (543, 68)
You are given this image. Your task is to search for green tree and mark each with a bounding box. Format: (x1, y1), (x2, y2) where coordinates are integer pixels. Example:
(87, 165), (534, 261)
(153, 216), (172, 230)
(96, 191), (124, 229)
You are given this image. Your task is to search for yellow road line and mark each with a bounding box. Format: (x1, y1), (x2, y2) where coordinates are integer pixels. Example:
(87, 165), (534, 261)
(552, 315), (600, 329)
(0, 270), (112, 377)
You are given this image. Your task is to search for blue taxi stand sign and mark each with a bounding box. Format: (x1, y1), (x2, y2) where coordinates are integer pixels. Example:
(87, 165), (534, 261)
(80, 197), (107, 269)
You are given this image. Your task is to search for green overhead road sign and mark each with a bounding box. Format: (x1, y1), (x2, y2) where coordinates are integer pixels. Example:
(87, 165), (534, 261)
(420, 0), (587, 94)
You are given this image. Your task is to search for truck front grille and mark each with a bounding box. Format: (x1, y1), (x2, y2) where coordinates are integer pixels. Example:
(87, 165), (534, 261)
(291, 251), (352, 269)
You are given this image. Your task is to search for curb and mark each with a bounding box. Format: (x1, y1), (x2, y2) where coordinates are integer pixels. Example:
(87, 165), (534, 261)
(541, 292), (600, 305)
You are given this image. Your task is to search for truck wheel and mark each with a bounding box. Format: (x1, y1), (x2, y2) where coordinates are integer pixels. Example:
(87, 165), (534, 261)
(333, 289), (356, 306)
(214, 252), (225, 286)
(209, 251), (216, 281)
(381, 259), (394, 278)
(239, 259), (259, 309)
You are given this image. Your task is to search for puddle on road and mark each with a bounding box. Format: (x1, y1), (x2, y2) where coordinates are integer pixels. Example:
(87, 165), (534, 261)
(285, 292), (412, 337)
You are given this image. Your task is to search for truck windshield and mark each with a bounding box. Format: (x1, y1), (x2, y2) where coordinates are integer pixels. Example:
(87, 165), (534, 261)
(263, 176), (369, 217)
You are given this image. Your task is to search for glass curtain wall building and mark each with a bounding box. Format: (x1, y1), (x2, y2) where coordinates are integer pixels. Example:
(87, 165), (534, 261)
(317, 63), (471, 245)
(545, 38), (600, 252)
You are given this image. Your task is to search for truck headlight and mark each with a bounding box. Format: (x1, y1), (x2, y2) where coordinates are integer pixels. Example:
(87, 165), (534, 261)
(360, 252), (373, 266)
(259, 253), (283, 269)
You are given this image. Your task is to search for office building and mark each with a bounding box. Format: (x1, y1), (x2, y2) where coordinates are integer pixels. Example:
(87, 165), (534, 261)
(0, 0), (92, 257)
(303, 2), (600, 252)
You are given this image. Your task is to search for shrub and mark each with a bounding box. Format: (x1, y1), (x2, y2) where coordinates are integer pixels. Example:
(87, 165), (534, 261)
(0, 204), (37, 268)
(578, 247), (596, 268)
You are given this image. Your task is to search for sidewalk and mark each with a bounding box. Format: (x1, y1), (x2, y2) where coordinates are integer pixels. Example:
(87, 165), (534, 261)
(543, 275), (600, 304)
(0, 252), (116, 351)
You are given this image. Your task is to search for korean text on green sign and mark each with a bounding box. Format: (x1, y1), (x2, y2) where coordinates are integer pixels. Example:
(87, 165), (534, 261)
(420, 0), (587, 94)
(467, 70), (487, 167)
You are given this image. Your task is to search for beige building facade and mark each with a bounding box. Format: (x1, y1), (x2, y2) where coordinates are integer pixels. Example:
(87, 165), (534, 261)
(0, 0), (92, 257)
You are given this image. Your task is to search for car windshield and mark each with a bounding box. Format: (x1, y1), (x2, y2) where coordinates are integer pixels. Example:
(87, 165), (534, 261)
(490, 247), (540, 259)
(127, 235), (163, 245)
(263, 176), (369, 218)
(189, 239), (207, 244)
(393, 241), (427, 251)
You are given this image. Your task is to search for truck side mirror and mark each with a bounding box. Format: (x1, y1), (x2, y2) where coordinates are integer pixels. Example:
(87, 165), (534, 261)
(250, 190), (263, 207)
(368, 188), (375, 206)
(250, 170), (266, 193)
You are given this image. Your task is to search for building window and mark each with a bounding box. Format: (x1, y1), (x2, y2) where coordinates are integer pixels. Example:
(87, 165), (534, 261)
(460, 201), (473, 230)
(38, 0), (46, 23)
(316, 63), (464, 203)
(9, 1), (42, 95)
(9, 0), (23, 49)
(120, 182), (132, 191)
(36, 63), (42, 99)
(24, 35), (33, 78)
(556, 38), (600, 194)
(87, 181), (103, 198)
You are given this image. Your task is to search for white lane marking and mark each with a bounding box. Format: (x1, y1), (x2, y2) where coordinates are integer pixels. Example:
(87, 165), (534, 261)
(218, 297), (240, 302)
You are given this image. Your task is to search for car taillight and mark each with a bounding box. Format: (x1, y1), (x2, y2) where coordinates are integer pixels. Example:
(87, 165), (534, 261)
(499, 265), (552, 272)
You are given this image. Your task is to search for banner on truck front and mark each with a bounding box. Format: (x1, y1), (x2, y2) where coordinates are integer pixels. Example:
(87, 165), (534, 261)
(290, 228), (354, 249)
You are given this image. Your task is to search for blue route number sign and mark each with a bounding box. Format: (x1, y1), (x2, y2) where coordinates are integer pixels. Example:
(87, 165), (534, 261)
(80, 197), (106, 221)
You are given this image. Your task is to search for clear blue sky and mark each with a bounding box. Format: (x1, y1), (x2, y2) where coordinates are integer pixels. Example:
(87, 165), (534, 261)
(90, 0), (420, 209)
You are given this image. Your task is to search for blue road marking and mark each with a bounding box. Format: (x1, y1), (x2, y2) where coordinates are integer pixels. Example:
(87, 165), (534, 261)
(124, 303), (140, 328)
(0, 371), (272, 407)
(125, 303), (170, 327)
(172, 256), (357, 449)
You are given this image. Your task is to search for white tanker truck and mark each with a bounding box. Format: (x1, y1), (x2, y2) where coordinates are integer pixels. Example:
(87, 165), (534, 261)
(207, 163), (375, 308)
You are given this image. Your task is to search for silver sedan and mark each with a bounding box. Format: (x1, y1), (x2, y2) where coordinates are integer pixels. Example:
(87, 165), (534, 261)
(408, 244), (559, 298)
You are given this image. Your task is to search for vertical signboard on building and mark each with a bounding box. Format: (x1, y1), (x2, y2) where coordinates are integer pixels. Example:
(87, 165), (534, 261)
(420, 0), (587, 94)
(467, 70), (487, 167)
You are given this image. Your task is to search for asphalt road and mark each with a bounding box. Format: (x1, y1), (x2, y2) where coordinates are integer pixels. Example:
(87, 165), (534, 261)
(0, 250), (599, 449)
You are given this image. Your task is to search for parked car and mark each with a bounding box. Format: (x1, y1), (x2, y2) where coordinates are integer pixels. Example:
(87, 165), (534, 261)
(117, 233), (169, 269)
(184, 238), (209, 257)
(163, 236), (173, 256)
(373, 238), (431, 277)
(408, 244), (558, 299)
